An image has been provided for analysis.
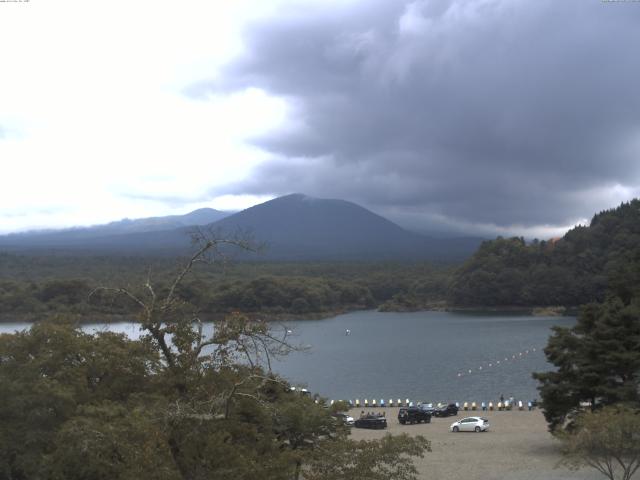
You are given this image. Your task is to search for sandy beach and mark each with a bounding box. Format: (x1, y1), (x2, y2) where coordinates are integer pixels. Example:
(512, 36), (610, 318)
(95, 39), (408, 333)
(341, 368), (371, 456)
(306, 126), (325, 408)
(348, 408), (601, 480)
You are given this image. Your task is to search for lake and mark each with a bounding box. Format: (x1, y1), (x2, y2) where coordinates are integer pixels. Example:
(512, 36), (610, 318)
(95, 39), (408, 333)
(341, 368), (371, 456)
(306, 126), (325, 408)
(0, 310), (574, 405)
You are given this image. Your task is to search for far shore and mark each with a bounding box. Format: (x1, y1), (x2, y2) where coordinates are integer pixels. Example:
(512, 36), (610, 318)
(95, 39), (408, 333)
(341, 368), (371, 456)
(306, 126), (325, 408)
(0, 304), (578, 325)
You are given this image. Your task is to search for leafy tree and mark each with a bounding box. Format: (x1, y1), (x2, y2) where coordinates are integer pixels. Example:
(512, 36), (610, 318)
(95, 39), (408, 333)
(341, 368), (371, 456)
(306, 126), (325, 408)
(304, 434), (431, 480)
(1, 232), (430, 479)
(560, 405), (640, 480)
(533, 297), (640, 431)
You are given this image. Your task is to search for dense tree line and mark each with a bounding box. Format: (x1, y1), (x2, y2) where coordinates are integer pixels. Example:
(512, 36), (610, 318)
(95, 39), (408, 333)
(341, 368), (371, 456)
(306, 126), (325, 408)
(0, 257), (454, 321)
(449, 200), (640, 307)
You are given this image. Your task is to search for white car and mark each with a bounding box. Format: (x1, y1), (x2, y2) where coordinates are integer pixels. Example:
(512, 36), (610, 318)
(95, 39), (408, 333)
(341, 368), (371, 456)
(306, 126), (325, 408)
(450, 416), (490, 432)
(333, 412), (355, 426)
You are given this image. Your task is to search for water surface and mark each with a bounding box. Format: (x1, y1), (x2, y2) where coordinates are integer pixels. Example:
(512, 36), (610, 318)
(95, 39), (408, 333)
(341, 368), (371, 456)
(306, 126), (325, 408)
(1, 310), (574, 404)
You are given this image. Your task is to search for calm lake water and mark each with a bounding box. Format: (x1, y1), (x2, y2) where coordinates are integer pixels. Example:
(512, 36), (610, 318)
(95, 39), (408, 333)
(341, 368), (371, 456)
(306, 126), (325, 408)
(0, 310), (574, 405)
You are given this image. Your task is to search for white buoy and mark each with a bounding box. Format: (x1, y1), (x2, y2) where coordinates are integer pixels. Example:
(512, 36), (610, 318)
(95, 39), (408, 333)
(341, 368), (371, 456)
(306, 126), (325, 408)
(397, 399), (402, 407)
(355, 399), (360, 407)
(345, 329), (351, 336)
(479, 366), (483, 370)
(405, 398), (410, 407)
(286, 329), (293, 334)
(457, 372), (462, 377)
(372, 399), (377, 407)
(330, 399), (334, 406)
(364, 399), (369, 407)
(389, 399), (393, 407)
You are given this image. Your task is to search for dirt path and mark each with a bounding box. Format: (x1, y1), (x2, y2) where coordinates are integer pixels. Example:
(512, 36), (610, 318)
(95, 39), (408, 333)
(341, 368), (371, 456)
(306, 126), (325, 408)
(348, 408), (601, 480)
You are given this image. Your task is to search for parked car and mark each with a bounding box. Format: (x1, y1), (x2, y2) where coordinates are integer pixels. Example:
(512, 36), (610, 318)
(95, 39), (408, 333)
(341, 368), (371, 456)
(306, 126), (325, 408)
(332, 412), (355, 426)
(398, 407), (432, 425)
(450, 416), (490, 432)
(354, 414), (387, 429)
(432, 403), (459, 417)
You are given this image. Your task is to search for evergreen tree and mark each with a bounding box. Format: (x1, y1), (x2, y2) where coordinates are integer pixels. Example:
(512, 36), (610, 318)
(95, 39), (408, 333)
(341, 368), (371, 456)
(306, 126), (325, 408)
(533, 297), (640, 431)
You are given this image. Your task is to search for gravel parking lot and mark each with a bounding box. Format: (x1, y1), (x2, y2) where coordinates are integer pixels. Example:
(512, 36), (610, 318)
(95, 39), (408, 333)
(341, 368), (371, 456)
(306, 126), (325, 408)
(348, 408), (601, 480)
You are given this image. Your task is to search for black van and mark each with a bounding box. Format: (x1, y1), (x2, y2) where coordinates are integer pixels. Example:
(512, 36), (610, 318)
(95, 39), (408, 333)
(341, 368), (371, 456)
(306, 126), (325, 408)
(398, 407), (432, 424)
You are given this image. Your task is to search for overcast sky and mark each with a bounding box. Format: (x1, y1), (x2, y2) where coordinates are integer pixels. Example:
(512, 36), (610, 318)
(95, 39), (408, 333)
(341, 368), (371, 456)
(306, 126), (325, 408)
(1, 0), (639, 238)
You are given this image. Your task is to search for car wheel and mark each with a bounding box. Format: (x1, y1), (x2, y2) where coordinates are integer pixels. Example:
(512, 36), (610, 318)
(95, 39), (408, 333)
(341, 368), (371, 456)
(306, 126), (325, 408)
(453, 426), (459, 432)
(475, 426), (481, 432)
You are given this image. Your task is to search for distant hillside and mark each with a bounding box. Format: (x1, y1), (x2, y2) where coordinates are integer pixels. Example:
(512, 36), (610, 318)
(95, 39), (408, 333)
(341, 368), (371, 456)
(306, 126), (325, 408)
(0, 208), (229, 247)
(448, 199), (640, 307)
(0, 194), (482, 261)
(208, 194), (481, 261)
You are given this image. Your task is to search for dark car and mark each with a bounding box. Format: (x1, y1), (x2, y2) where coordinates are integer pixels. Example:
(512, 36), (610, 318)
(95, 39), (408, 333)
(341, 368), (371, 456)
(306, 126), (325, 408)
(398, 407), (432, 425)
(432, 404), (459, 417)
(354, 413), (387, 429)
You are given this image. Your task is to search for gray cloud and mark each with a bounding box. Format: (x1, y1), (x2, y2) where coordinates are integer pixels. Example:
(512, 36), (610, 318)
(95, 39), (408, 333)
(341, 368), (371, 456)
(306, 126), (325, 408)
(194, 0), (640, 235)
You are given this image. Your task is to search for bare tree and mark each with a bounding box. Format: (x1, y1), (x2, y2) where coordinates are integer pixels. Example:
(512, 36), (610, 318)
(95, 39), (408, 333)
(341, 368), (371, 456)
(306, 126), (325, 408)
(90, 228), (295, 397)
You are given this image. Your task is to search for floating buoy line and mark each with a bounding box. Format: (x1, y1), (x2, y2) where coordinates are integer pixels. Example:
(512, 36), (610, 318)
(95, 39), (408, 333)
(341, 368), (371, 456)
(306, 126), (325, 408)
(455, 347), (540, 379)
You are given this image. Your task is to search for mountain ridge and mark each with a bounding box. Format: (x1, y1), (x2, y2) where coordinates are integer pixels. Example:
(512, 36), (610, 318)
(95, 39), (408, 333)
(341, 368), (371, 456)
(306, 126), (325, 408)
(0, 194), (483, 261)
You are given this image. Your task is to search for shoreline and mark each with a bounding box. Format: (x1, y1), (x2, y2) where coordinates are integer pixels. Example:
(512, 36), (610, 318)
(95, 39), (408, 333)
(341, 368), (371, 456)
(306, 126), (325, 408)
(0, 304), (577, 324)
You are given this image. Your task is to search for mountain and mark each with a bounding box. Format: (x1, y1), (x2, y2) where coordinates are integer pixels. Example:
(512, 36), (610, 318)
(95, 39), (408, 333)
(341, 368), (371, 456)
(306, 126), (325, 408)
(207, 194), (481, 261)
(0, 194), (483, 261)
(0, 208), (229, 248)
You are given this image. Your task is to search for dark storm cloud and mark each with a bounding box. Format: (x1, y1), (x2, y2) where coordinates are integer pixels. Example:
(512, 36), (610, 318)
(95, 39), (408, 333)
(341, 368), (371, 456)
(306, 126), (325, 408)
(193, 0), (640, 233)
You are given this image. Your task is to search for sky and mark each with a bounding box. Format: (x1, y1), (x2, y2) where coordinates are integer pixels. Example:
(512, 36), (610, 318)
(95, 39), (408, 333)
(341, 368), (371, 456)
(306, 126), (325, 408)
(1, 0), (639, 238)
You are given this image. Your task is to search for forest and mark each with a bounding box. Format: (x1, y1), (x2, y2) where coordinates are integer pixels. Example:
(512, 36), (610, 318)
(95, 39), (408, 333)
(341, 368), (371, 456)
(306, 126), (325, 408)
(1, 200), (640, 323)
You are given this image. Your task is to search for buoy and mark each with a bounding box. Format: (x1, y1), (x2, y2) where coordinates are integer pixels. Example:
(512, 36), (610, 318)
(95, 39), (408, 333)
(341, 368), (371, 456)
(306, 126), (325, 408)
(488, 363), (492, 367)
(455, 402), (460, 409)
(489, 402), (494, 411)
(397, 399), (402, 407)
(463, 402), (469, 411)
(348, 400), (354, 407)
(380, 399), (385, 407)
(497, 360), (500, 364)
(498, 402), (503, 411)
(505, 401), (512, 411)
(471, 402), (477, 410)
(372, 399), (377, 407)
(478, 366), (483, 370)
(409, 401), (414, 407)
(457, 372), (462, 377)
(405, 398), (410, 407)
(345, 329), (351, 336)
(364, 399), (368, 407)
(355, 399), (360, 407)
(389, 399), (393, 407)
(518, 400), (524, 411)
(528, 401), (532, 411)
(286, 329), (293, 334)
(468, 369), (472, 374)
(481, 402), (486, 411)
(330, 400), (334, 406)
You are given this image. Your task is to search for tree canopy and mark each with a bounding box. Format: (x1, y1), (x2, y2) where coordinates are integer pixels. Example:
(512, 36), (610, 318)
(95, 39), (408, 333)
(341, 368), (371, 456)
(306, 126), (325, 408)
(0, 235), (430, 480)
(533, 296), (640, 431)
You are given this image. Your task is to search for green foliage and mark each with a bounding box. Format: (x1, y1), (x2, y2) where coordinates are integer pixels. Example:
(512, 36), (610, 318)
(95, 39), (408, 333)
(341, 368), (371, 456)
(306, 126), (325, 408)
(304, 434), (431, 480)
(0, 240), (431, 479)
(533, 297), (640, 431)
(449, 200), (640, 307)
(560, 405), (640, 480)
(0, 255), (458, 320)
